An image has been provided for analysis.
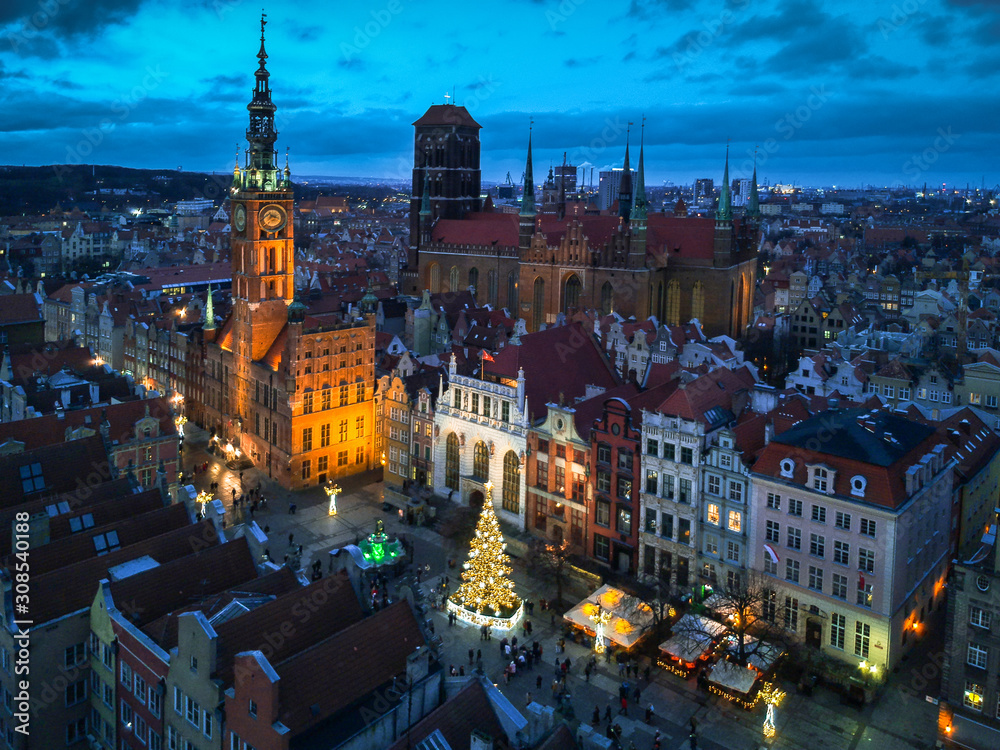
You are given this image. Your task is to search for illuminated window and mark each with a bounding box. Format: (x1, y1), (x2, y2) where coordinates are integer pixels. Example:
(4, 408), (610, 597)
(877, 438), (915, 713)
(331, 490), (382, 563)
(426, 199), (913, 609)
(445, 433), (459, 490)
(728, 510), (742, 532)
(965, 681), (984, 712)
(707, 504), (720, 525)
(854, 622), (870, 659)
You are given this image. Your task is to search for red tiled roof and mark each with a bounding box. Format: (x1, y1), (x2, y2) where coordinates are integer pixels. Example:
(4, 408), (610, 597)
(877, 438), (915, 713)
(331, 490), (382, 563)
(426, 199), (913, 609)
(109, 536), (258, 628)
(5, 502), (190, 575)
(647, 214), (717, 261)
(213, 573), (364, 685)
(431, 212), (519, 247)
(0, 293), (42, 325)
(0, 397), (176, 450)
(31, 519), (221, 624)
(754, 410), (943, 509)
(276, 601), (425, 734)
(386, 678), (509, 750)
(140, 566), (300, 648)
(486, 323), (621, 421)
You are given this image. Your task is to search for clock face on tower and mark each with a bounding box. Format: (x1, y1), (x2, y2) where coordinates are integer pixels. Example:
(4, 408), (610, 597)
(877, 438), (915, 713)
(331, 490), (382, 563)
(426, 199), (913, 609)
(259, 204), (287, 232)
(233, 204), (246, 232)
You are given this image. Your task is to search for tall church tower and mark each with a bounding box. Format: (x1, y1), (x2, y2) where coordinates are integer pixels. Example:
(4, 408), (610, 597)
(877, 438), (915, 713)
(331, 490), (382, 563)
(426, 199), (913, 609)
(407, 103), (483, 268)
(229, 14), (295, 431)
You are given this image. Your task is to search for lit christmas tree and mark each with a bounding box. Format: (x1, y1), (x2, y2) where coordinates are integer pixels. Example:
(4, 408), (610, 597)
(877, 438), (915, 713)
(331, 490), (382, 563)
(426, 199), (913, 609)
(449, 481), (522, 628)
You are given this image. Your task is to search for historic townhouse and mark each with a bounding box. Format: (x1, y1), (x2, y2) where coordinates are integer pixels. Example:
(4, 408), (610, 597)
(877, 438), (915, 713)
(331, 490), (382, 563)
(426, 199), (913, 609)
(639, 367), (752, 592)
(750, 410), (952, 673)
(525, 400), (593, 555)
(698, 427), (753, 590)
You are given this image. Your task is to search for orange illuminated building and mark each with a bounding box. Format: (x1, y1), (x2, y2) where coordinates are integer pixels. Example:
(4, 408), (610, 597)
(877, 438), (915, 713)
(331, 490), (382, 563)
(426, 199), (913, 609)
(199, 17), (375, 489)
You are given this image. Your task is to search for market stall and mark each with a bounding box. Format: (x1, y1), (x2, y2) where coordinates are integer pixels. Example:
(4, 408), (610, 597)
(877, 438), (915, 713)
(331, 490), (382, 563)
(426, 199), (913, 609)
(657, 614), (727, 677)
(562, 585), (655, 652)
(705, 636), (786, 709)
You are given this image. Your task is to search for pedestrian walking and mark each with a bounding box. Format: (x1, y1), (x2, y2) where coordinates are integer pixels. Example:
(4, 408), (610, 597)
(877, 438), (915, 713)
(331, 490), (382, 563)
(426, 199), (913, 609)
(468, 648), (474, 666)
(604, 704), (612, 722)
(645, 704), (654, 724)
(633, 686), (641, 704)
(644, 665), (651, 683)
(526, 620), (533, 635)
(525, 691), (532, 707)
(536, 674), (542, 689)
(619, 696), (627, 715)
(592, 706), (601, 726)
(288, 533), (294, 546)
(477, 649), (482, 662)
(585, 663), (592, 682)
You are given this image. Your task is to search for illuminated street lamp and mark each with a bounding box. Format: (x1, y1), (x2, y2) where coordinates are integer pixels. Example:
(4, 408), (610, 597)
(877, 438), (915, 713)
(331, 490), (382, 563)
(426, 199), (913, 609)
(759, 682), (785, 742)
(196, 490), (213, 518)
(325, 482), (341, 516)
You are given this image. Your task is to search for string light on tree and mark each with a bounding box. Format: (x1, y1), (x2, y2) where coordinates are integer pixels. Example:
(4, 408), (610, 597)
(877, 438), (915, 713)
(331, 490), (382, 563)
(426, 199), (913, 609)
(447, 481), (523, 630)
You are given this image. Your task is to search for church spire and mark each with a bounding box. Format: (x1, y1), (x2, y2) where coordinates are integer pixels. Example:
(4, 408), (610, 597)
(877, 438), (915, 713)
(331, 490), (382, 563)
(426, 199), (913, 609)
(716, 143), (732, 222)
(631, 118), (647, 223)
(204, 285), (215, 331)
(618, 125), (633, 220)
(747, 151), (760, 220)
(520, 123), (536, 217)
(245, 12), (280, 191)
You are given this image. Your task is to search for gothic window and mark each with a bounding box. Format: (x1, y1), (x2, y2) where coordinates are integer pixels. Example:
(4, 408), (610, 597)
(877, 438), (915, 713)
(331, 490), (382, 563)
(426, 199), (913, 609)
(600, 282), (614, 316)
(445, 433), (459, 490)
(449, 266), (460, 293)
(487, 269), (498, 307)
(503, 450), (520, 513)
(428, 263), (441, 294)
(468, 267), (479, 298)
(666, 280), (681, 326)
(508, 272), (519, 311)
(532, 277), (545, 331)
(563, 274), (581, 313)
(692, 281), (705, 323)
(473, 441), (489, 481)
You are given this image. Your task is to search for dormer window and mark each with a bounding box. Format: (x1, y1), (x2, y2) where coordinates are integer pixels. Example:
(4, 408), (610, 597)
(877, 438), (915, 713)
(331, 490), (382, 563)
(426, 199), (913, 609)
(779, 459), (795, 478)
(851, 475), (867, 497)
(813, 468), (829, 493)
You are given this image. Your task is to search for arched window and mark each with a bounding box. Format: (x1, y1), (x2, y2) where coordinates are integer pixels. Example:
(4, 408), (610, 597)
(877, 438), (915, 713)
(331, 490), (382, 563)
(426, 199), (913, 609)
(428, 263), (441, 293)
(508, 271), (519, 312)
(445, 433), (460, 490)
(563, 274), (581, 313)
(487, 269), (498, 307)
(532, 277), (545, 331)
(468, 267), (479, 297)
(692, 281), (705, 323)
(473, 440), (490, 481)
(666, 280), (681, 326)
(502, 450), (520, 513)
(600, 281), (614, 316)
(449, 266), (460, 293)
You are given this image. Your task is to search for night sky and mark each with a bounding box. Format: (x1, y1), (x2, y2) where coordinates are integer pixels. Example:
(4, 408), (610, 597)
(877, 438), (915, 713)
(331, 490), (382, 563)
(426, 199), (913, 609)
(2, 0), (997, 189)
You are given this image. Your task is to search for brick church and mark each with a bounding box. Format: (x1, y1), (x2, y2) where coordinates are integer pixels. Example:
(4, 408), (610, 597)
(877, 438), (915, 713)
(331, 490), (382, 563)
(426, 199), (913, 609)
(403, 105), (758, 339)
(199, 17), (376, 490)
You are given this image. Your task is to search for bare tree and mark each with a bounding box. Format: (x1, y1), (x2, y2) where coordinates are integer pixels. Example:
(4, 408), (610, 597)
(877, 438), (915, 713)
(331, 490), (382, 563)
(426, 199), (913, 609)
(525, 538), (572, 609)
(678, 570), (787, 668)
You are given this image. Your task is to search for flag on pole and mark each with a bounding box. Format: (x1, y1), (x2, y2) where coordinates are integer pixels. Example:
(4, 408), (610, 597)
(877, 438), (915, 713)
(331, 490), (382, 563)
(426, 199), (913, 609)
(481, 351), (495, 362)
(763, 544), (780, 564)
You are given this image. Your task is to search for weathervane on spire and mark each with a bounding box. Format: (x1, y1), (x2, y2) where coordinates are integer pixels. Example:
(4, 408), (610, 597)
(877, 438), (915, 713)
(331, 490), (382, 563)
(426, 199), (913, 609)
(260, 9), (267, 38)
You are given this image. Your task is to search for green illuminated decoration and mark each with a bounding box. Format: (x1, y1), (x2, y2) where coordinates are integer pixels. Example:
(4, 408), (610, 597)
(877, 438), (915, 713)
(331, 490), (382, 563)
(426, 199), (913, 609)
(358, 520), (402, 566)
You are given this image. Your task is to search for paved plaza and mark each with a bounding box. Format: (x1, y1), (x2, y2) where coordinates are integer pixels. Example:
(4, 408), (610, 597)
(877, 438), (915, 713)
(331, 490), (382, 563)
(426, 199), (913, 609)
(179, 425), (940, 750)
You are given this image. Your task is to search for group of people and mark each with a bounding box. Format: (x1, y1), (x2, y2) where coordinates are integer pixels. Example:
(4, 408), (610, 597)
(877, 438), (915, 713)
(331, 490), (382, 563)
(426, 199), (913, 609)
(499, 637), (544, 684)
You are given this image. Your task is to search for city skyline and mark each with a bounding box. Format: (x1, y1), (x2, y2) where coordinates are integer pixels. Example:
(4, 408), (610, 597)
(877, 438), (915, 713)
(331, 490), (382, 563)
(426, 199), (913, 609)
(1, 0), (997, 189)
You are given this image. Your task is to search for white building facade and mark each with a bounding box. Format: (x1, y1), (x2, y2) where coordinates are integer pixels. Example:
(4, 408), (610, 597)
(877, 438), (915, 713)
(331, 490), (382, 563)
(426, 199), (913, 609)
(432, 354), (529, 530)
